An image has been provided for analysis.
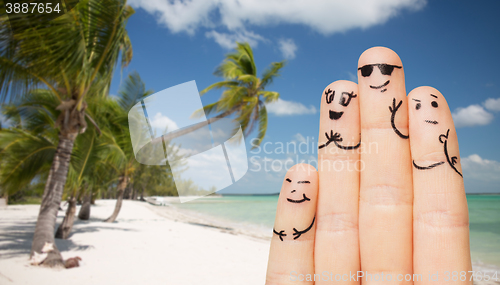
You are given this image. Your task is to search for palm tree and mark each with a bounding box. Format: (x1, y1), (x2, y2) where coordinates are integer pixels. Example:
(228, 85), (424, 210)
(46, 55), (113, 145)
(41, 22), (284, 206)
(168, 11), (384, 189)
(0, 0), (134, 267)
(0, 89), (104, 239)
(197, 42), (285, 147)
(55, 120), (105, 239)
(145, 42), (285, 150)
(100, 72), (153, 223)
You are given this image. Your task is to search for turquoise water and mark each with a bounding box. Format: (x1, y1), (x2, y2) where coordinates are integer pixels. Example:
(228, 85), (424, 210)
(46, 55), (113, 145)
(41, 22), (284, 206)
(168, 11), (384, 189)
(173, 195), (500, 266)
(468, 195), (500, 266)
(174, 196), (279, 230)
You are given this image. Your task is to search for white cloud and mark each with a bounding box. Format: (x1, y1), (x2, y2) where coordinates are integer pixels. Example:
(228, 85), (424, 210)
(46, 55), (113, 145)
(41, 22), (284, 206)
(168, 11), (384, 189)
(278, 38), (297, 59)
(266, 98), (317, 116)
(461, 154), (500, 183)
(484, 97), (500, 112)
(205, 29), (266, 49)
(451, 105), (494, 128)
(150, 112), (179, 131)
(128, 0), (426, 47)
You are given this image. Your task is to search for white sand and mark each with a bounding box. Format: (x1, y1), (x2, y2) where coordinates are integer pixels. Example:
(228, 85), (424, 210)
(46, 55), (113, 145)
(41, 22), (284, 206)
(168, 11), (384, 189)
(0, 200), (271, 285)
(1, 200), (497, 285)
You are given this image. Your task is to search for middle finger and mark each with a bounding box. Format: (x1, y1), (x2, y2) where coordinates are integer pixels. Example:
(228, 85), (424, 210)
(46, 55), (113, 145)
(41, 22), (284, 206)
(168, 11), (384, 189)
(357, 47), (413, 284)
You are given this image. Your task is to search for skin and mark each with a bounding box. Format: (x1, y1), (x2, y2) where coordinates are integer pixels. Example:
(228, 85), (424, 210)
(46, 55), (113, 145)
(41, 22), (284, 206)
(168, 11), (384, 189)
(358, 47), (413, 285)
(266, 48), (471, 285)
(409, 87), (471, 284)
(316, 81), (360, 285)
(267, 164), (318, 284)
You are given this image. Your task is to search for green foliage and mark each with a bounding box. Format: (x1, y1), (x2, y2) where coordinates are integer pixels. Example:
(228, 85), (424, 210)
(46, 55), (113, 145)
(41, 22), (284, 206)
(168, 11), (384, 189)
(133, 164), (177, 197)
(0, 71), (184, 202)
(0, 0), (134, 104)
(200, 42), (285, 148)
(0, 89), (59, 196)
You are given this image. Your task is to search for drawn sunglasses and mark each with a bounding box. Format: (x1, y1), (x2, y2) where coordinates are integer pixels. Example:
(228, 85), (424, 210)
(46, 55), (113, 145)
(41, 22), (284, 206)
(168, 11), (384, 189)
(358, 64), (402, 77)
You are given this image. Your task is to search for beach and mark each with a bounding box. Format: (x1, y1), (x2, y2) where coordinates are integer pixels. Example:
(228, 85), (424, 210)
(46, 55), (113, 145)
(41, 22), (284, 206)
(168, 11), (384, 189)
(1, 198), (499, 285)
(0, 200), (270, 285)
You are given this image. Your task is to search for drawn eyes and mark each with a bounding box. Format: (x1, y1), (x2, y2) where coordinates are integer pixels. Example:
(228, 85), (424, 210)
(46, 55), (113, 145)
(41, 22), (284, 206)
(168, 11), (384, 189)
(325, 89), (334, 104)
(413, 99), (439, 110)
(325, 89), (357, 107)
(340, 91), (357, 107)
(285, 178), (310, 184)
(358, 63), (402, 77)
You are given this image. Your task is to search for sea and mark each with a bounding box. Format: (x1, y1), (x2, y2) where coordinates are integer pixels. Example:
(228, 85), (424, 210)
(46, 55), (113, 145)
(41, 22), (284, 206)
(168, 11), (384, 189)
(170, 194), (500, 267)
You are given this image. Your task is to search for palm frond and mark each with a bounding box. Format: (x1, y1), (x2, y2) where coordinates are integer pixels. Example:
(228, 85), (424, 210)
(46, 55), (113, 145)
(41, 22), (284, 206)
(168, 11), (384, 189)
(0, 0), (134, 104)
(261, 61), (285, 88)
(253, 103), (268, 149)
(259, 90), (280, 103)
(117, 71), (153, 112)
(199, 80), (238, 95)
(0, 129), (56, 195)
(191, 102), (219, 119)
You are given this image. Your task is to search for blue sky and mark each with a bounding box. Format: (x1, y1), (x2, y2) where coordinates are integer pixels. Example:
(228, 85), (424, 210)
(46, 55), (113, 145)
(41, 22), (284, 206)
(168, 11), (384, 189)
(107, 0), (500, 194)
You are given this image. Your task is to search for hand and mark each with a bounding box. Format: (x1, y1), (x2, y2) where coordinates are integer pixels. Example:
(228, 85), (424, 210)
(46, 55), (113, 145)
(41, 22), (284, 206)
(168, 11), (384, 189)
(266, 47), (471, 284)
(389, 97), (404, 115)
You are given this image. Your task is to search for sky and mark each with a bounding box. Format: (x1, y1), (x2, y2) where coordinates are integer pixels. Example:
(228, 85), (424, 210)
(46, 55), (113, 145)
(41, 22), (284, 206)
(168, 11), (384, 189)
(104, 0), (500, 194)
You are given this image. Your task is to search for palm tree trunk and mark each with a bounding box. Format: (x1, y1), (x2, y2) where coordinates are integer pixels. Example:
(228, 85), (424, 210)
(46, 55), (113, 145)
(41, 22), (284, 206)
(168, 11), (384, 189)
(30, 132), (76, 268)
(55, 197), (77, 239)
(140, 186), (145, 201)
(130, 187), (136, 200)
(78, 194), (91, 220)
(104, 176), (128, 223)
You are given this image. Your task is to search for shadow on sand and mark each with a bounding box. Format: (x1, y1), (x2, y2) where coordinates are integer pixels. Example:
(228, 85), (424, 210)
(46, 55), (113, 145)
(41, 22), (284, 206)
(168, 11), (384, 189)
(0, 216), (136, 259)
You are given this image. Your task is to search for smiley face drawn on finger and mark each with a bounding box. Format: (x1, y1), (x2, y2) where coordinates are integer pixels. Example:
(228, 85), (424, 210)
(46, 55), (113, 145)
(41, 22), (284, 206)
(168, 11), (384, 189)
(325, 88), (357, 120)
(285, 178), (311, 203)
(358, 59), (408, 140)
(319, 87), (361, 150)
(272, 176), (316, 241)
(358, 63), (402, 93)
(412, 94), (440, 125)
(411, 93), (462, 177)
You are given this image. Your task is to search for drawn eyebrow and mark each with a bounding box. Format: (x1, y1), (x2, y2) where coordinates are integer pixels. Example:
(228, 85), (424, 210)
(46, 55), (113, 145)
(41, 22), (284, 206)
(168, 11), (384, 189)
(297, 181), (310, 184)
(430, 94), (438, 98)
(412, 98), (421, 102)
(286, 178), (292, 183)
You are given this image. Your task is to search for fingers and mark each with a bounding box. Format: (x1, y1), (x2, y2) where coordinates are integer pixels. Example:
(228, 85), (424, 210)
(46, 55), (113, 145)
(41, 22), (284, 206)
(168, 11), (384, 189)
(409, 86), (472, 283)
(316, 80), (360, 284)
(357, 47), (413, 284)
(266, 164), (318, 284)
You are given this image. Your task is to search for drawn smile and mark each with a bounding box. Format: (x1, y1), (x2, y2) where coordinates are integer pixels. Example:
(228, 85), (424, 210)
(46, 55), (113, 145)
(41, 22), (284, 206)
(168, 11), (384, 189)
(287, 193), (311, 204)
(425, 120), (438, 125)
(413, 160), (445, 170)
(370, 80), (390, 92)
(329, 110), (344, 120)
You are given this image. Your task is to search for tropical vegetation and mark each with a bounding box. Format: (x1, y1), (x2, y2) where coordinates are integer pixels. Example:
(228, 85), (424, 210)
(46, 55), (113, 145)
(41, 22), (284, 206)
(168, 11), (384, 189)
(0, 0), (285, 268)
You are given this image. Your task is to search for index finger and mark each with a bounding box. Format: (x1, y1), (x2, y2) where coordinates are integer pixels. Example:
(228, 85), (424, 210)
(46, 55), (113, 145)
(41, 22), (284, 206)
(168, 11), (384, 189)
(315, 80), (361, 284)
